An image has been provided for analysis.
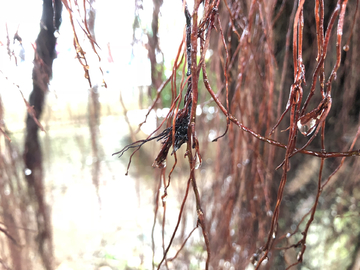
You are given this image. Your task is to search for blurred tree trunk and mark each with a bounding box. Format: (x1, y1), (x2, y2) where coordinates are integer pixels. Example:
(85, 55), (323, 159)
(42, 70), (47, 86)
(147, 0), (163, 91)
(87, 0), (102, 205)
(23, 0), (62, 269)
(0, 96), (23, 270)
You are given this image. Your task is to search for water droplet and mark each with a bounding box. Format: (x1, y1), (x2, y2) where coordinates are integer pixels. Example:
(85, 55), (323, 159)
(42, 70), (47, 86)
(343, 45), (349, 51)
(208, 106), (215, 114)
(243, 159), (250, 165)
(40, 20), (48, 30)
(12, 151), (18, 159)
(86, 156), (93, 165)
(267, 210), (273, 217)
(158, 160), (166, 168)
(272, 232), (276, 239)
(208, 129), (217, 142)
(297, 251), (302, 261)
(196, 105), (202, 116)
(286, 232), (291, 238)
(195, 155), (201, 169)
(4, 185), (10, 195)
(54, 30), (60, 38)
(297, 118), (317, 136)
(24, 168), (32, 176)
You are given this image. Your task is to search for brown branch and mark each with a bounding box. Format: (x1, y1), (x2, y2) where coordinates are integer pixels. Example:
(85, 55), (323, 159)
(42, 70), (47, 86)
(0, 226), (19, 247)
(151, 175), (162, 270)
(322, 125), (360, 189)
(166, 225), (198, 262)
(187, 2), (211, 269)
(61, 0), (93, 87)
(156, 178), (191, 269)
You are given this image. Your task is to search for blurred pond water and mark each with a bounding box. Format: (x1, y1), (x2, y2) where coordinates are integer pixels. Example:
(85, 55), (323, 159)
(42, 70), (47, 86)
(1, 82), (198, 269)
(0, 1), (206, 268)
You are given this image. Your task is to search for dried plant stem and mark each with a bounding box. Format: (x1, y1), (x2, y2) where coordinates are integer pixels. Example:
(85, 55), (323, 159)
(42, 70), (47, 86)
(152, 174), (162, 270)
(166, 225), (198, 262)
(116, 0), (358, 268)
(188, 2), (210, 268)
(156, 178), (191, 270)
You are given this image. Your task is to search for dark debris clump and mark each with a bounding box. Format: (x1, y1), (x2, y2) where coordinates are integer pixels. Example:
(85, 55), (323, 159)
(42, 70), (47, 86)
(112, 102), (191, 169)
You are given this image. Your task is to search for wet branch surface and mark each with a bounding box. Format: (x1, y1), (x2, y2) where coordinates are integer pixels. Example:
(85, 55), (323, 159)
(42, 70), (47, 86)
(114, 0), (360, 269)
